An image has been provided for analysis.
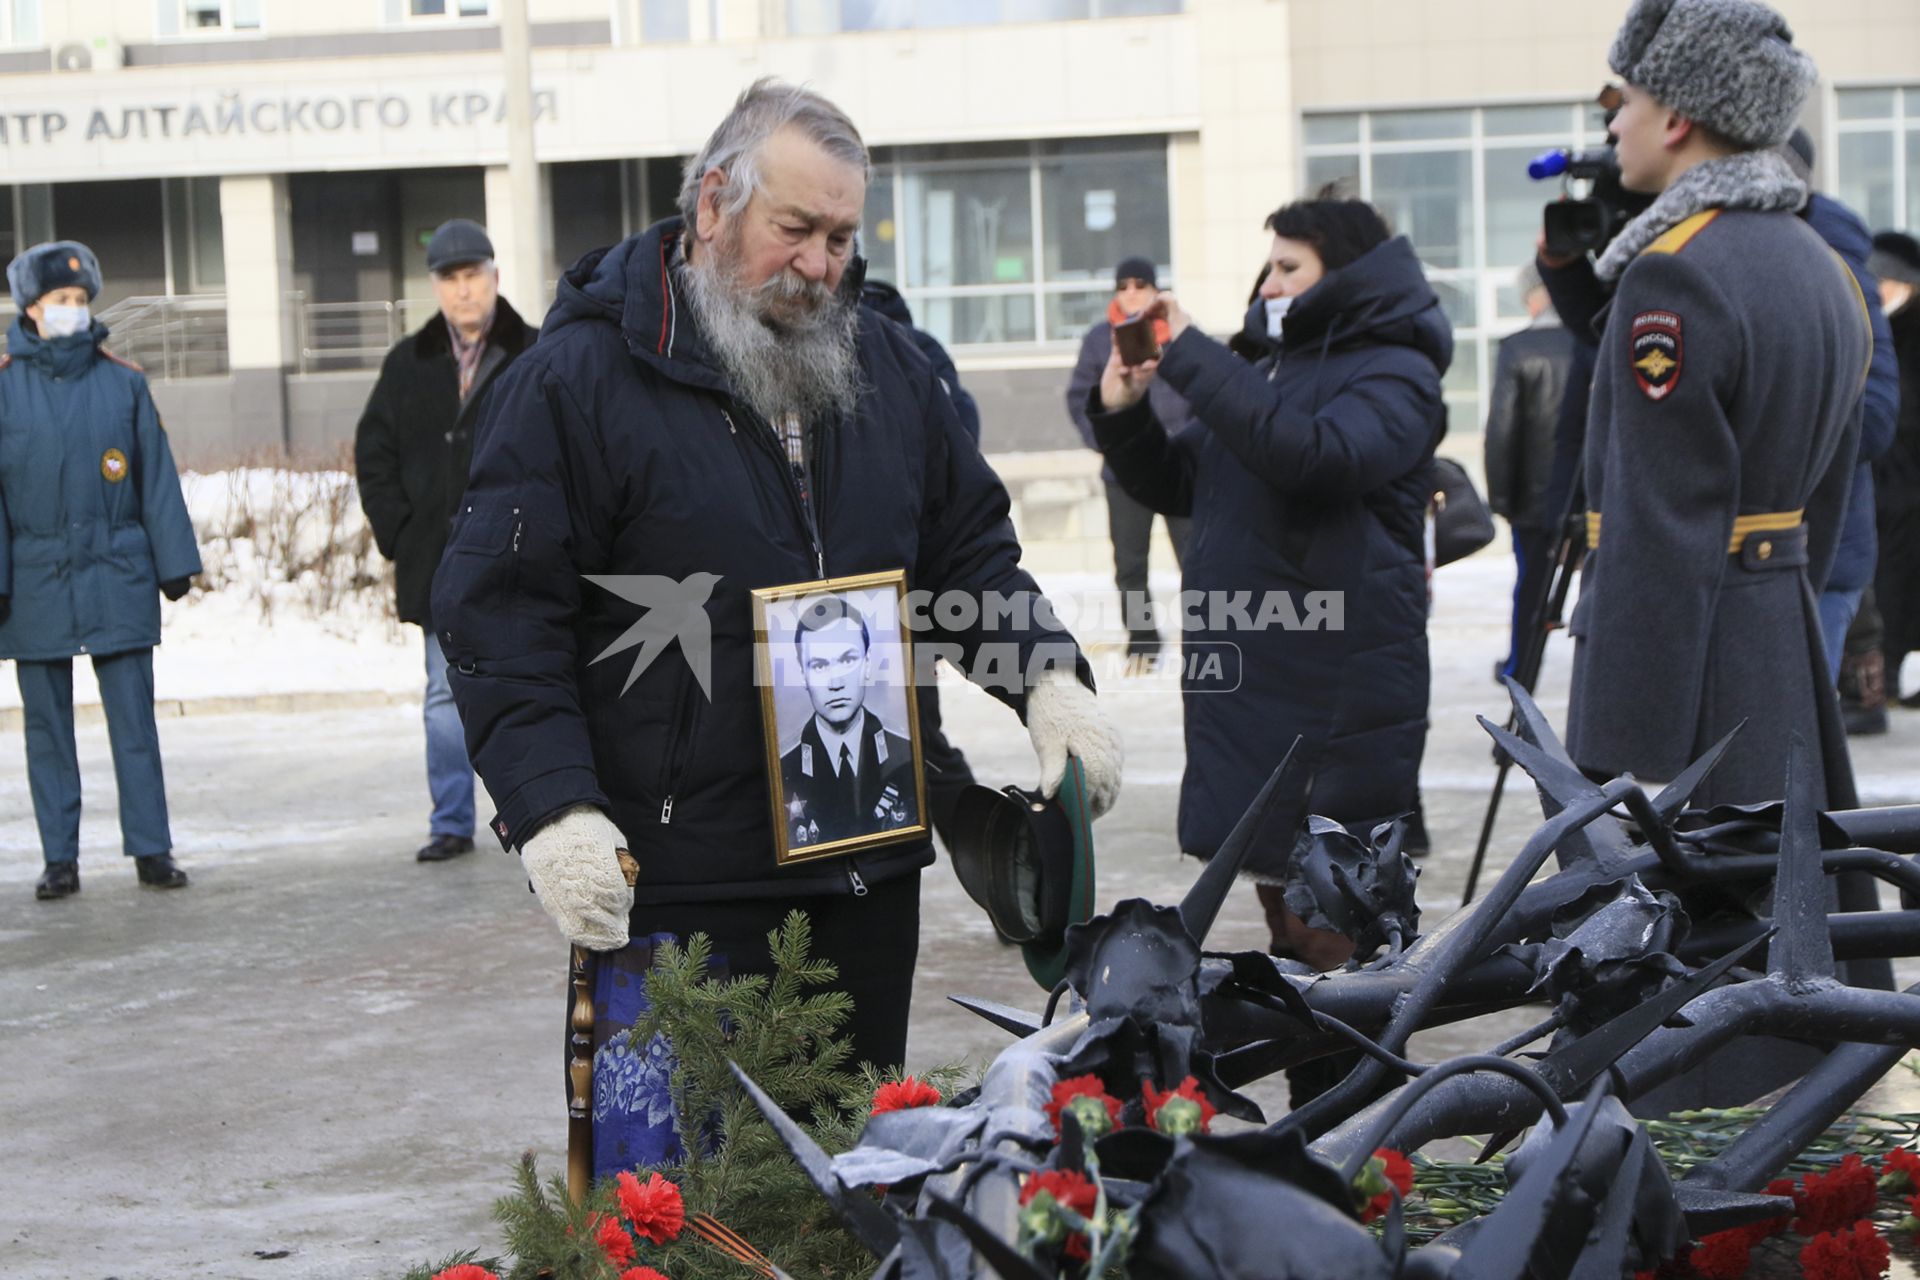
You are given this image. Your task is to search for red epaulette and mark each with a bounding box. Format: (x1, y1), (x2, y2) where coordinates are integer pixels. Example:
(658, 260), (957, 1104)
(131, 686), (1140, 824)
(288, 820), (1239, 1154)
(102, 348), (145, 373)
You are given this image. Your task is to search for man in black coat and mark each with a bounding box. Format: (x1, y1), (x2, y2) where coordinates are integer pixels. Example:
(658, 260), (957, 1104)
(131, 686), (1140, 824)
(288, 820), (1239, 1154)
(1484, 262), (1574, 680)
(354, 218), (535, 863)
(431, 80), (1120, 1073)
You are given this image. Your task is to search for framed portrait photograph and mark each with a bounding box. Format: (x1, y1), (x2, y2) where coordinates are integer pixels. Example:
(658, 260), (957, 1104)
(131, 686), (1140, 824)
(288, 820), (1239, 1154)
(751, 569), (928, 866)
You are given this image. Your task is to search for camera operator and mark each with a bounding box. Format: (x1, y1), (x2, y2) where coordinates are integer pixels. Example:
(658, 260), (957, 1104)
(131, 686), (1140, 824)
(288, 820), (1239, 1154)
(1562, 0), (1870, 819)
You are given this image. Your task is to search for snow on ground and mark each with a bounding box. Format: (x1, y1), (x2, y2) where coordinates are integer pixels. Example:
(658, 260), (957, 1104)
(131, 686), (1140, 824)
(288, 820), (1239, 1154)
(0, 468), (420, 710)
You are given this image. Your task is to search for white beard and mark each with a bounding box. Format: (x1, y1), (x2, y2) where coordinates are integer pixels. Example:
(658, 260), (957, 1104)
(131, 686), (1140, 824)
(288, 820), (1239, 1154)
(678, 231), (864, 427)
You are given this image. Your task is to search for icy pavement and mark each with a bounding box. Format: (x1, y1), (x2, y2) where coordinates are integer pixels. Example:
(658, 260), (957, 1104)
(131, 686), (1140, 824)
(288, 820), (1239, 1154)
(3, 552), (1920, 1277)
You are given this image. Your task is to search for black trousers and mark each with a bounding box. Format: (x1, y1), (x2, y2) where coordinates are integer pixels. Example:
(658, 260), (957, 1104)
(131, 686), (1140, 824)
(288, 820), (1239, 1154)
(1106, 477), (1191, 637)
(632, 872), (922, 1072)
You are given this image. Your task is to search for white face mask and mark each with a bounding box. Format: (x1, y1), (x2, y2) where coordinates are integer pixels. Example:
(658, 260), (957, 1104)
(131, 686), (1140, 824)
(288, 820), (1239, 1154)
(38, 304), (90, 339)
(1264, 295), (1292, 340)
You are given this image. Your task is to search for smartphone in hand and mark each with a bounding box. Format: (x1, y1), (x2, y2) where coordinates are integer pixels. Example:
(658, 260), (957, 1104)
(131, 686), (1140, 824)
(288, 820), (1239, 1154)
(1112, 314), (1161, 366)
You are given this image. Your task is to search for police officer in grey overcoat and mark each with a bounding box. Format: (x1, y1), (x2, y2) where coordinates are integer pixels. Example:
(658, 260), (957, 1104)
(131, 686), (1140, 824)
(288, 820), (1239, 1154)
(1565, 0), (1872, 814)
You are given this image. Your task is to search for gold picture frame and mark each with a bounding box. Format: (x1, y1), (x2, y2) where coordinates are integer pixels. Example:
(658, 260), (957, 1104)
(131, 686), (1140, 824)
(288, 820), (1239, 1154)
(751, 569), (928, 866)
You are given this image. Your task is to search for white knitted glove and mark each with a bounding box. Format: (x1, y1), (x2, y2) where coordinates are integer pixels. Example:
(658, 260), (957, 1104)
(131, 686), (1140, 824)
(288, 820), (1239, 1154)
(1025, 669), (1123, 819)
(518, 805), (634, 951)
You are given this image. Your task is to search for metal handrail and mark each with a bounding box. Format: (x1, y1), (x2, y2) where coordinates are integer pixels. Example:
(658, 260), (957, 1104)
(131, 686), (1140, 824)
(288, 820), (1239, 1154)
(290, 295), (439, 374)
(0, 293), (229, 381)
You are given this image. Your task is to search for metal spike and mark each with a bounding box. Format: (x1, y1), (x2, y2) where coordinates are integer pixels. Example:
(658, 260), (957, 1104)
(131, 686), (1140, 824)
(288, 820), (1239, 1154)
(1478, 932), (1770, 1163)
(1768, 735), (1835, 990)
(946, 995), (1043, 1038)
(728, 1062), (900, 1258)
(1649, 721), (1745, 823)
(1482, 714), (1633, 871)
(1179, 739), (1305, 945)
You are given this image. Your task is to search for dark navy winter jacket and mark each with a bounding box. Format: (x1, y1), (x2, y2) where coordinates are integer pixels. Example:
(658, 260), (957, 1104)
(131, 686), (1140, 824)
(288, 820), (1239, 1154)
(1804, 192), (1899, 595)
(432, 219), (1079, 904)
(0, 317), (200, 661)
(1090, 237), (1450, 872)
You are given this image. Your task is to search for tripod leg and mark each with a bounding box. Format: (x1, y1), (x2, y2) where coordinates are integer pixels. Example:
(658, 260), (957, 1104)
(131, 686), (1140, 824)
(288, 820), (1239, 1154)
(1463, 758), (1513, 905)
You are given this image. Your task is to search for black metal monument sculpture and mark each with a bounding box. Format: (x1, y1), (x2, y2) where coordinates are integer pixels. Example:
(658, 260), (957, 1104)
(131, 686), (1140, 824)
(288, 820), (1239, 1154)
(731, 682), (1920, 1278)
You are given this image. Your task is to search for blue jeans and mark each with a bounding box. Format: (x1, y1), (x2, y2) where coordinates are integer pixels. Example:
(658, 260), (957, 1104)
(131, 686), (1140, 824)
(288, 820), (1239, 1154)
(1818, 586), (1865, 685)
(424, 632), (476, 838)
(16, 648), (171, 862)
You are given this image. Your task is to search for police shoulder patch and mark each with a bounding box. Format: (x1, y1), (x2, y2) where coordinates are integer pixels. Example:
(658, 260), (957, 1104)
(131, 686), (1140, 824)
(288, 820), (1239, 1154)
(1630, 309), (1683, 402)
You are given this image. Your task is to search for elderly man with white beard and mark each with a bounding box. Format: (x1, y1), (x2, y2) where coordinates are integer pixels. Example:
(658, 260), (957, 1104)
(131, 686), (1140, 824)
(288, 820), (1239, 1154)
(432, 79), (1119, 1105)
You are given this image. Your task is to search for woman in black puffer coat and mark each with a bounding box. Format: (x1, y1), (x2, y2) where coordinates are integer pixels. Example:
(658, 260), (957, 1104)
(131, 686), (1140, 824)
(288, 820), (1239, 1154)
(1088, 198), (1451, 960)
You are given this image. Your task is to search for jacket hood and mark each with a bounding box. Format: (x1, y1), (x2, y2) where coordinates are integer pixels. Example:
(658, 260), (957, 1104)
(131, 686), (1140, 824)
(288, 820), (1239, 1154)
(547, 217), (728, 392)
(1280, 236), (1454, 376)
(7, 313), (109, 378)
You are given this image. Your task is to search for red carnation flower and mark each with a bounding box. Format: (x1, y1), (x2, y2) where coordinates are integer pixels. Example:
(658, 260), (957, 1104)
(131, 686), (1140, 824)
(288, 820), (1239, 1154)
(1019, 1168), (1099, 1215)
(1141, 1076), (1219, 1136)
(1687, 1227), (1755, 1280)
(1356, 1148), (1414, 1224)
(595, 1214), (636, 1269)
(1799, 1219), (1890, 1280)
(430, 1267), (499, 1280)
(1881, 1147), (1920, 1190)
(1019, 1169), (1100, 1261)
(871, 1076), (943, 1116)
(1794, 1154), (1879, 1236)
(620, 1269), (673, 1280)
(615, 1170), (687, 1245)
(1044, 1074), (1123, 1141)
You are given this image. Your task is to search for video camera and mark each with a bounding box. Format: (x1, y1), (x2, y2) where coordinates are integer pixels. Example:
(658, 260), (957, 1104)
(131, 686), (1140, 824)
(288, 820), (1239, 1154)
(1529, 146), (1653, 258)
(1528, 84), (1653, 259)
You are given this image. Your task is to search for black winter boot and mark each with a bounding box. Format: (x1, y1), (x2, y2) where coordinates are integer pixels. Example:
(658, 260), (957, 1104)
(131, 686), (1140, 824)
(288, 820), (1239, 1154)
(34, 862), (79, 900)
(134, 854), (190, 889)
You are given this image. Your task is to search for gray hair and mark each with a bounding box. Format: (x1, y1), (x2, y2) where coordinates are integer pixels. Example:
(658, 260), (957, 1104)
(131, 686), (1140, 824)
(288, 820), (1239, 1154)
(677, 78), (870, 227)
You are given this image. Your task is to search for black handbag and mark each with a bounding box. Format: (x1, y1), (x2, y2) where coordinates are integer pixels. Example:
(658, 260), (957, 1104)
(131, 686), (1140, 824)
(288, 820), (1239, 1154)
(1426, 457), (1497, 567)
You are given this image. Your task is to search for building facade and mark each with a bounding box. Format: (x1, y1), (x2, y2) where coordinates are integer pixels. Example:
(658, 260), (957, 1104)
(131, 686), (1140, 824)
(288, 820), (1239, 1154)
(0, 0), (1911, 465)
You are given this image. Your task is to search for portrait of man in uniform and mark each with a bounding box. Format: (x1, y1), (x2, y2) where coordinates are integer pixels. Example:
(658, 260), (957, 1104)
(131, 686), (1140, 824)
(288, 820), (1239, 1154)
(753, 573), (926, 863)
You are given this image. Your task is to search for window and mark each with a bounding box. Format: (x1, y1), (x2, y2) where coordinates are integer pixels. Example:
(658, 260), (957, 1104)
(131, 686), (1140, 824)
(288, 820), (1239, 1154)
(789, 0), (1179, 36)
(2, 0), (39, 48)
(1833, 86), (1919, 236)
(407, 0), (492, 17)
(862, 137), (1172, 352)
(160, 0), (261, 35)
(1301, 103), (1605, 428)
(164, 177), (226, 293)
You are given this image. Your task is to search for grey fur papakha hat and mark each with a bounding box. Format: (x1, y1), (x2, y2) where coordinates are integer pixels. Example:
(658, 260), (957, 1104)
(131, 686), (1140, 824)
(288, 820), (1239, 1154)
(1609, 0), (1816, 150)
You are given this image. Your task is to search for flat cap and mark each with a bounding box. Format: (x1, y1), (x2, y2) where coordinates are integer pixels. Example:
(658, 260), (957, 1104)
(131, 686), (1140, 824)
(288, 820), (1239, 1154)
(425, 218), (495, 273)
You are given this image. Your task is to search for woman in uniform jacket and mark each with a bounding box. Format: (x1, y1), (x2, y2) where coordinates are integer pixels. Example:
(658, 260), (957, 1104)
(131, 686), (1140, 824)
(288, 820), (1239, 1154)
(1086, 197), (1451, 963)
(0, 241), (201, 900)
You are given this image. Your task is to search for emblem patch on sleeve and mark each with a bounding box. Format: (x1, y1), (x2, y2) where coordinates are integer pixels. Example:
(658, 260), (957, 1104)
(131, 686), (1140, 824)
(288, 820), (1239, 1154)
(1630, 310), (1683, 401)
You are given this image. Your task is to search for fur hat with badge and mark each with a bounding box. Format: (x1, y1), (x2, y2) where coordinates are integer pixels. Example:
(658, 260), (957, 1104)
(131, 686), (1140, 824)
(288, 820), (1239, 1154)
(6, 240), (102, 311)
(1609, 0), (1816, 150)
